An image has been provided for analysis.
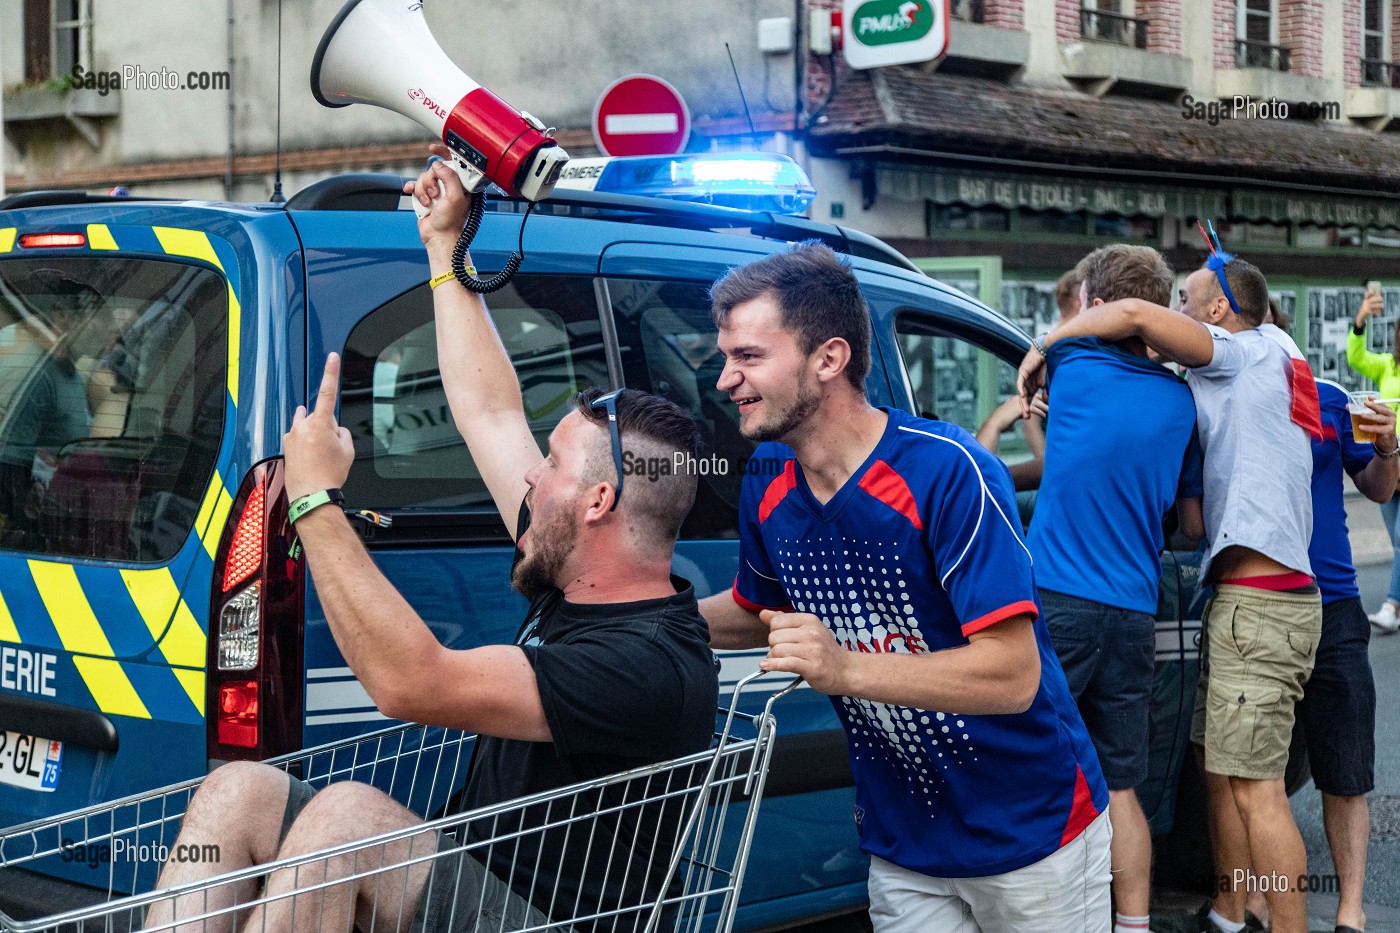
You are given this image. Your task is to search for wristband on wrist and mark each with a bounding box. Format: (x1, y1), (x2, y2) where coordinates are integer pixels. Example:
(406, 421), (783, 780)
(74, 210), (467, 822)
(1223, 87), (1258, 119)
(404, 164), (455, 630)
(1377, 440), (1399, 458)
(429, 266), (478, 290)
(289, 488), (345, 524)
(287, 490), (394, 560)
(1031, 337), (1048, 357)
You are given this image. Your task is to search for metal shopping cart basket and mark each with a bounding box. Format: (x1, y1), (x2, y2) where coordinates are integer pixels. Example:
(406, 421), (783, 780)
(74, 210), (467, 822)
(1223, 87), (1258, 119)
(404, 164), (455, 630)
(0, 671), (797, 933)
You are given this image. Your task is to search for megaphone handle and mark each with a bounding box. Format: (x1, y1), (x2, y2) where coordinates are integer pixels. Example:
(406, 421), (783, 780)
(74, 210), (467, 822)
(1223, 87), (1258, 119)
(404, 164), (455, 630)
(413, 158), (489, 220)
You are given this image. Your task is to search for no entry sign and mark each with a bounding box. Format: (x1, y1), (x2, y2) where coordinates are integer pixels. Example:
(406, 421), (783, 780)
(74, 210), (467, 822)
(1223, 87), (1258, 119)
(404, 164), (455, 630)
(592, 75), (691, 157)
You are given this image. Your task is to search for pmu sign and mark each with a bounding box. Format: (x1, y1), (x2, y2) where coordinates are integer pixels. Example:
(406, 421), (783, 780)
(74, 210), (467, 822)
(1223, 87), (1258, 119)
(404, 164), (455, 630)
(843, 0), (950, 69)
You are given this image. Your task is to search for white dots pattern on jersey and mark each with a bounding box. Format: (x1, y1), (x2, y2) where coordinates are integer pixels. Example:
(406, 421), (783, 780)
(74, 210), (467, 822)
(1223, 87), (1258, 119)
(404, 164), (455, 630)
(776, 539), (979, 807)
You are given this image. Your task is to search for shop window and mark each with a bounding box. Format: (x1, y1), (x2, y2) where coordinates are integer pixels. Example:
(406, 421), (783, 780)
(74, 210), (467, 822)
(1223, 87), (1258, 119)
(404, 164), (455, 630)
(1296, 224), (1363, 248)
(1092, 215), (1158, 239)
(1019, 210), (1088, 236)
(928, 203), (1011, 234)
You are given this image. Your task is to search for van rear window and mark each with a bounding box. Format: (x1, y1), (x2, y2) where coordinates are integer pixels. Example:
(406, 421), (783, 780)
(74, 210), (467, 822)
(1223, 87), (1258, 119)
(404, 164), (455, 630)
(0, 258), (227, 562)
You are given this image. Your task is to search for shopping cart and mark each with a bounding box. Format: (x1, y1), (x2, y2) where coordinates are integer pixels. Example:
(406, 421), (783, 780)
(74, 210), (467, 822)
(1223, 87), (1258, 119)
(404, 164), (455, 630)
(0, 671), (797, 933)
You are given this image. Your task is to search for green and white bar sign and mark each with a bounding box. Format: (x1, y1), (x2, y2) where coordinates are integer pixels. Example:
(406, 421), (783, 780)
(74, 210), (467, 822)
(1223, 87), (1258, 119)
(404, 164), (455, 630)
(843, 0), (950, 69)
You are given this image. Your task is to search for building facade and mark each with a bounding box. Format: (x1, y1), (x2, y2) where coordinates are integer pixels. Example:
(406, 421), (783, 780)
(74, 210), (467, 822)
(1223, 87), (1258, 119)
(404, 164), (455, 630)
(5, 0), (1400, 411)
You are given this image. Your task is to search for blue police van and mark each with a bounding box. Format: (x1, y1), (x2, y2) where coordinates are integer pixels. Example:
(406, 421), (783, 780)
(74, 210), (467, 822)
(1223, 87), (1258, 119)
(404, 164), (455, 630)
(0, 155), (1208, 926)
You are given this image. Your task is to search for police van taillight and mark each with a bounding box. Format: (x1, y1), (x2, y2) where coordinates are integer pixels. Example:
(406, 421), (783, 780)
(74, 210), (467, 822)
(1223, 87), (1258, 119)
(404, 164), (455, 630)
(207, 460), (304, 763)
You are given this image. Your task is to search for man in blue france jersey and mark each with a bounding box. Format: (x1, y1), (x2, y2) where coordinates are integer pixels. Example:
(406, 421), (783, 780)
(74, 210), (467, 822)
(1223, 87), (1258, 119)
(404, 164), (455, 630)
(699, 243), (1111, 932)
(1027, 244), (1204, 933)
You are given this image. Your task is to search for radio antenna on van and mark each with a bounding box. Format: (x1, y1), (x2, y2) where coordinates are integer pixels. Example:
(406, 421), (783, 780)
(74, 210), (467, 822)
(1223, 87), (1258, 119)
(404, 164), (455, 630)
(270, 0), (286, 204)
(726, 43), (757, 136)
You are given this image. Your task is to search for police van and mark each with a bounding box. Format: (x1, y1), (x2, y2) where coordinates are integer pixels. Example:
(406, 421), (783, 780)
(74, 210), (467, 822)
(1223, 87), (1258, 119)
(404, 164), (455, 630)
(0, 154), (1207, 925)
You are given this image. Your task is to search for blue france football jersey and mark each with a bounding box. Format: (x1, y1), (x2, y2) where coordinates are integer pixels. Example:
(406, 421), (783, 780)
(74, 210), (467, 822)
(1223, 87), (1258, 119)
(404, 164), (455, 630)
(1310, 380), (1372, 604)
(1027, 337), (1200, 614)
(734, 408), (1107, 878)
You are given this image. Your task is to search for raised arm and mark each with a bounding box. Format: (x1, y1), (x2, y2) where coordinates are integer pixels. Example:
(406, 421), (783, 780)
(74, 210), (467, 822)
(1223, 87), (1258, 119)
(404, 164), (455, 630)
(284, 355), (551, 739)
(1347, 291), (1391, 383)
(1020, 299), (1213, 413)
(407, 147), (542, 535)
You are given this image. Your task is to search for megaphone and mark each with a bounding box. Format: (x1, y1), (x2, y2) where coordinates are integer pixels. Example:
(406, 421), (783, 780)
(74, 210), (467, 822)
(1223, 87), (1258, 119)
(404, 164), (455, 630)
(311, 0), (569, 205)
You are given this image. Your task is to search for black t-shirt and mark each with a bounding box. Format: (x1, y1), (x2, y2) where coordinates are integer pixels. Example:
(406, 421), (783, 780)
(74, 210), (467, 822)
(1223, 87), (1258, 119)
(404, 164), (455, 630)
(459, 505), (720, 928)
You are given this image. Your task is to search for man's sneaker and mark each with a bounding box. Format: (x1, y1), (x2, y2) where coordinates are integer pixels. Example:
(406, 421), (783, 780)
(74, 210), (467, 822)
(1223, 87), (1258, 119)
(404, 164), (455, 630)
(1371, 601), (1400, 633)
(1149, 903), (1268, 933)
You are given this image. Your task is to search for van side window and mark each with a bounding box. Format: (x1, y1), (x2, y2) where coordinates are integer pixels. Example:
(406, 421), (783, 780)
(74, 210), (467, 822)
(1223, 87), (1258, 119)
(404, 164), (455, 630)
(340, 276), (609, 510)
(892, 312), (1027, 454)
(607, 278), (757, 540)
(0, 258), (227, 562)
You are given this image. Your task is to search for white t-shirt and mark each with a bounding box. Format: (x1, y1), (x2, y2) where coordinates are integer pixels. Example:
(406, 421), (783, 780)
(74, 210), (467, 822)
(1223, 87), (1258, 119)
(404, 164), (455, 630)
(1185, 324), (1314, 580)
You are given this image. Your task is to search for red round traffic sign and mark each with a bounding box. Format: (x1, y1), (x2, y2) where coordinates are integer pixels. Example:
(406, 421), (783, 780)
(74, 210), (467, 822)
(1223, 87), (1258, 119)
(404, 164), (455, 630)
(592, 74), (691, 157)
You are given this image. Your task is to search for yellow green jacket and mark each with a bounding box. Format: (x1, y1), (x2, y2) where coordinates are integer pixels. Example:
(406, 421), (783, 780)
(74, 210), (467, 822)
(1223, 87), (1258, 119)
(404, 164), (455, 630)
(1347, 327), (1400, 403)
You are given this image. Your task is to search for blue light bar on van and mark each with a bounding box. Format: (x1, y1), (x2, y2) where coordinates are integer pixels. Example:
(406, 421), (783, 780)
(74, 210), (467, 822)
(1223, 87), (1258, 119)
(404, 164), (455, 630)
(553, 153), (817, 215)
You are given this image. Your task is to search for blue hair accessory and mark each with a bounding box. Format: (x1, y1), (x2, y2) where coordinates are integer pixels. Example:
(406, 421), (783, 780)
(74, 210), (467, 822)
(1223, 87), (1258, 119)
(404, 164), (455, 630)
(1198, 220), (1241, 316)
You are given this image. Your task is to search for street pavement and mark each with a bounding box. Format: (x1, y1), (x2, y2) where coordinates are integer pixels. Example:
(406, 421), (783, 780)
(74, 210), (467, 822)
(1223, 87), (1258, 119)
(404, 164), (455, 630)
(1287, 557), (1400, 932)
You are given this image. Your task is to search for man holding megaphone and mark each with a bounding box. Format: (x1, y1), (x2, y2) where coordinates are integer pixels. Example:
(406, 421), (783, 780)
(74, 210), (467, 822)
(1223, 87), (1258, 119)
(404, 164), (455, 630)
(143, 151), (719, 933)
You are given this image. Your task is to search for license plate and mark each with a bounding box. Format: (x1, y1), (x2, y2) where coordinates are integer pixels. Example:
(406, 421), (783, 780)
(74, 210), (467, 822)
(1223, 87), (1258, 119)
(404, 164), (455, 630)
(0, 731), (62, 791)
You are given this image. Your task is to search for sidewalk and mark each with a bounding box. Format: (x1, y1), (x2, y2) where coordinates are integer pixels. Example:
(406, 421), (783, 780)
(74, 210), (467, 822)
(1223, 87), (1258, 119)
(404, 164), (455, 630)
(1153, 890), (1400, 932)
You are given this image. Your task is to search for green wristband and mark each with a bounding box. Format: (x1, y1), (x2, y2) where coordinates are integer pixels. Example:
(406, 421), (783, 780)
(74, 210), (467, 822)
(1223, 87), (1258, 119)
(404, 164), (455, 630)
(289, 488), (345, 524)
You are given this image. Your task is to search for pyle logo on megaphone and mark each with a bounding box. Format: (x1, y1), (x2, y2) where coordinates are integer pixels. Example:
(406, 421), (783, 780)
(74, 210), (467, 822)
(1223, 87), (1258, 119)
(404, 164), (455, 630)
(311, 0), (569, 202)
(406, 87), (447, 119)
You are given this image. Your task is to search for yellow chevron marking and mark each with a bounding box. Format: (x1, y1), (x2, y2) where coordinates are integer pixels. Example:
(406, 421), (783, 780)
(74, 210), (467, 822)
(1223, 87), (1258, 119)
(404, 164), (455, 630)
(121, 569), (206, 668)
(152, 227), (240, 407)
(195, 472), (234, 560)
(152, 227), (224, 270)
(73, 657), (151, 719)
(172, 668), (205, 716)
(0, 229), (14, 253)
(0, 589), (19, 643)
(29, 561), (114, 657)
(226, 286), (240, 407)
(87, 224), (119, 250)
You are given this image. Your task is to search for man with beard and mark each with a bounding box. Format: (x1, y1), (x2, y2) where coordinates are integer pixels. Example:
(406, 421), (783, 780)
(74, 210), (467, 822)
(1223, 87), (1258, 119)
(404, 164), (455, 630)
(699, 242), (1112, 931)
(145, 156), (718, 933)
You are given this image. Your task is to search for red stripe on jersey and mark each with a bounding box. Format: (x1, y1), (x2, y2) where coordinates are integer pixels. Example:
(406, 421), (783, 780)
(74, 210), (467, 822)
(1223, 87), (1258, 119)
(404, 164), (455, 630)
(732, 581), (792, 614)
(1059, 765), (1101, 848)
(758, 461), (798, 524)
(961, 600), (1038, 637)
(856, 460), (924, 531)
(1321, 423), (1338, 443)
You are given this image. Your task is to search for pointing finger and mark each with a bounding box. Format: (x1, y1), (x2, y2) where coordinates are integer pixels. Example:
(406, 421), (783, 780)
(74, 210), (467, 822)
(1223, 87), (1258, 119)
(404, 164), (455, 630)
(313, 353), (340, 418)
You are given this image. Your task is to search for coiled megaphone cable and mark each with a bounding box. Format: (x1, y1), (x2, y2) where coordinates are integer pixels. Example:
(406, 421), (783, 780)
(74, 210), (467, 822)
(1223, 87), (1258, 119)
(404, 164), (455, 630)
(450, 193), (534, 294)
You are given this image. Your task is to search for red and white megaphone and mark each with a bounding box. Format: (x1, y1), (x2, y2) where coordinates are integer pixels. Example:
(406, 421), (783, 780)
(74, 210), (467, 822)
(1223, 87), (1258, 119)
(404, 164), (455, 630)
(311, 0), (569, 209)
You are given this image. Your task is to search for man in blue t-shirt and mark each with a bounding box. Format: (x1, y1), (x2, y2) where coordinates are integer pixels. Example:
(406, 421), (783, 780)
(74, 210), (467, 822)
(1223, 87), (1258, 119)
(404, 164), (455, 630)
(1027, 245), (1203, 933)
(699, 243), (1111, 932)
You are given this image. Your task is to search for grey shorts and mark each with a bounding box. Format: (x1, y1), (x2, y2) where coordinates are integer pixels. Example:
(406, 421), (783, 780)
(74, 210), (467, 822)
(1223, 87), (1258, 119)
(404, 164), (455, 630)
(280, 777), (551, 933)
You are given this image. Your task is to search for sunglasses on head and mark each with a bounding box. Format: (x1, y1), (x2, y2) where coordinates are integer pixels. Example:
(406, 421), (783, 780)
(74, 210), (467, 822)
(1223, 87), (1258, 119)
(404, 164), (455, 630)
(587, 389), (624, 511)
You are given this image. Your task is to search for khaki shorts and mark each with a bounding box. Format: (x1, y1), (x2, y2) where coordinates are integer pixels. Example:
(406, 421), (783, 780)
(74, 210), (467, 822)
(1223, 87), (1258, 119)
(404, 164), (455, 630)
(1190, 585), (1321, 780)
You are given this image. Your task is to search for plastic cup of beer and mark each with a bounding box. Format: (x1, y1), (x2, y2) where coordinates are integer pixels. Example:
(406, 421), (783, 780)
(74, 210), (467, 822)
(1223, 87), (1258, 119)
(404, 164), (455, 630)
(1350, 391), (1378, 443)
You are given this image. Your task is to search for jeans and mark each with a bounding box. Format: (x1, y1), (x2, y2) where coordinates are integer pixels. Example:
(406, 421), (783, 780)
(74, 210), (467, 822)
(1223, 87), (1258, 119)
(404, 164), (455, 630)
(1383, 497), (1400, 603)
